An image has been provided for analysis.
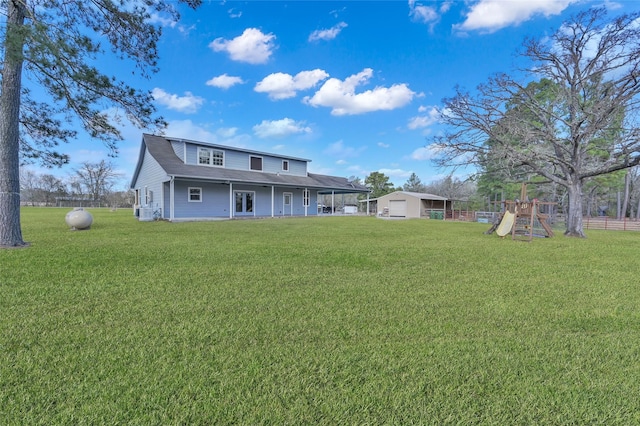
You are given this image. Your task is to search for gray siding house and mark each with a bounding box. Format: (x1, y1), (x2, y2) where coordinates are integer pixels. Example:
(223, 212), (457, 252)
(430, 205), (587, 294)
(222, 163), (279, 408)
(130, 134), (370, 221)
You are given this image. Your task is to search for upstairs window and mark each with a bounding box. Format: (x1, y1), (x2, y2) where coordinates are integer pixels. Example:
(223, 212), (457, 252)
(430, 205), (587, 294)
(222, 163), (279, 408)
(282, 160), (289, 171)
(250, 156), (263, 171)
(198, 147), (224, 167)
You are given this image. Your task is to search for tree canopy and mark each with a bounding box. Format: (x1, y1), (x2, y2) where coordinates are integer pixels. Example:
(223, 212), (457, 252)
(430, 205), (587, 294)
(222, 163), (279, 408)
(73, 160), (121, 203)
(432, 8), (640, 237)
(365, 171), (395, 198)
(0, 0), (201, 247)
(403, 172), (426, 193)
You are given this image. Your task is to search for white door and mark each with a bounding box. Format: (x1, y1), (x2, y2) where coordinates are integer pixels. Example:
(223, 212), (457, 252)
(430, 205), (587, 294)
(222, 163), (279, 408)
(283, 192), (293, 216)
(388, 200), (406, 217)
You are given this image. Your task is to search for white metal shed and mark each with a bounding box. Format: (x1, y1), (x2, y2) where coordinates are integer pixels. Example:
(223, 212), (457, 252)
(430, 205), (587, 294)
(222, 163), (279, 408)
(372, 191), (448, 219)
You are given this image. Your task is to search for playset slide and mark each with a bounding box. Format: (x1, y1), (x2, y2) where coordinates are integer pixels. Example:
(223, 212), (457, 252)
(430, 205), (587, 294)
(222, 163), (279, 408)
(495, 211), (515, 237)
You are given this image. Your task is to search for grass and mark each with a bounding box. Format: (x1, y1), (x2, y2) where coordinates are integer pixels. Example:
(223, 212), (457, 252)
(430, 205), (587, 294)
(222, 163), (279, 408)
(2, 208), (640, 424)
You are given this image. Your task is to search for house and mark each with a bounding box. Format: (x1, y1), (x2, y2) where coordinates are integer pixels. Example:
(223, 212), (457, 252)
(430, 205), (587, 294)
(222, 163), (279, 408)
(370, 191), (448, 219)
(130, 134), (370, 221)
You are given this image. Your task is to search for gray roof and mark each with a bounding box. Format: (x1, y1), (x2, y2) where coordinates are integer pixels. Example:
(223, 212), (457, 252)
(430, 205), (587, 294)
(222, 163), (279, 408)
(131, 134), (370, 193)
(399, 191), (447, 200)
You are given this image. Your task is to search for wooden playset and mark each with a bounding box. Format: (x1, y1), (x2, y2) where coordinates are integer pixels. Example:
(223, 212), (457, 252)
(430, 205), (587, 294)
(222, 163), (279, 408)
(485, 184), (556, 242)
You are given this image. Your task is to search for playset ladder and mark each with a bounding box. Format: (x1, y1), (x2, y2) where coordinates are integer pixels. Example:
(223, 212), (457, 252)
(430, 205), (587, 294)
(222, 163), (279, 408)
(511, 201), (536, 242)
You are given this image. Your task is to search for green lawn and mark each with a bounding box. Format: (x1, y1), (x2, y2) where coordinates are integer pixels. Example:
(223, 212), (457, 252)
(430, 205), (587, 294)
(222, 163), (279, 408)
(2, 208), (640, 424)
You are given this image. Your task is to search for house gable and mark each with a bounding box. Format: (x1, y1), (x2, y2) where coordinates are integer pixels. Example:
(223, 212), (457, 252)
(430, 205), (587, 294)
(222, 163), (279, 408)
(130, 138), (169, 190)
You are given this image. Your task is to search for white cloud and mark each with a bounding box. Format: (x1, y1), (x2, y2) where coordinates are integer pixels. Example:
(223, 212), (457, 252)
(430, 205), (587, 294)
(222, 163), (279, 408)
(456, 0), (575, 33)
(379, 168), (413, 180)
(216, 127), (238, 138)
(408, 106), (440, 129)
(602, 0), (623, 10)
(147, 13), (177, 28)
(410, 144), (444, 161)
(304, 68), (415, 115)
(255, 69), (329, 100)
(408, 1), (451, 27)
(253, 118), (312, 139)
(228, 8), (242, 18)
(410, 4), (438, 23)
(164, 120), (251, 148)
(164, 120), (216, 142)
(323, 140), (366, 158)
(309, 22), (348, 42)
(151, 88), (205, 114)
(439, 1), (453, 13)
(206, 74), (244, 89)
(147, 11), (195, 35)
(209, 28), (276, 64)
(378, 142), (390, 148)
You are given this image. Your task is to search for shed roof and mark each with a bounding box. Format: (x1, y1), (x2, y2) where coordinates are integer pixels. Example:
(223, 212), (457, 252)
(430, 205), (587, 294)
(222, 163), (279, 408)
(368, 191), (448, 201)
(131, 134), (370, 193)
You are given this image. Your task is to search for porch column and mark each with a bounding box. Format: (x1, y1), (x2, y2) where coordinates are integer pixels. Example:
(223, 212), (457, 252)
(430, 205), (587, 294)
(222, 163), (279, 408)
(367, 193), (370, 215)
(271, 186), (275, 217)
(331, 191), (335, 215)
(229, 182), (233, 219)
(170, 177), (175, 221)
(443, 199), (446, 221)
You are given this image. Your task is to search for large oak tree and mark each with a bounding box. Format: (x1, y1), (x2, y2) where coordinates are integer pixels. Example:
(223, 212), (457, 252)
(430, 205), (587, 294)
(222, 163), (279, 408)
(432, 8), (640, 237)
(0, 0), (200, 247)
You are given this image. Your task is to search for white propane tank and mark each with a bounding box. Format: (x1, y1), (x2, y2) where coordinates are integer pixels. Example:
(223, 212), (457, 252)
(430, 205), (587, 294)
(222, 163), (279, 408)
(65, 208), (93, 230)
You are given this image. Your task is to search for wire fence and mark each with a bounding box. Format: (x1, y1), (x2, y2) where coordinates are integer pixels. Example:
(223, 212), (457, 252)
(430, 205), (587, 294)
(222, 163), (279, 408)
(451, 210), (640, 232)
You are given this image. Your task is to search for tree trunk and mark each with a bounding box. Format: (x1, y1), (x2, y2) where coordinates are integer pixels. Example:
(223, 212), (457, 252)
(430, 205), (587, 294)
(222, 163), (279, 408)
(586, 186), (595, 217)
(565, 180), (586, 238)
(617, 191), (622, 219)
(621, 171), (630, 219)
(0, 1), (27, 247)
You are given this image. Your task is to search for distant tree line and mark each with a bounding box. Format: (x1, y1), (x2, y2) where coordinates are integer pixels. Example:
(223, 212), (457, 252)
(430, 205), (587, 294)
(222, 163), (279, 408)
(476, 166), (640, 220)
(20, 160), (133, 208)
(354, 166), (640, 220)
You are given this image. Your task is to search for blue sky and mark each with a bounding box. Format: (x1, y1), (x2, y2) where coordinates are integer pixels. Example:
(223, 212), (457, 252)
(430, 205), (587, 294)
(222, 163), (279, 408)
(26, 0), (637, 189)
